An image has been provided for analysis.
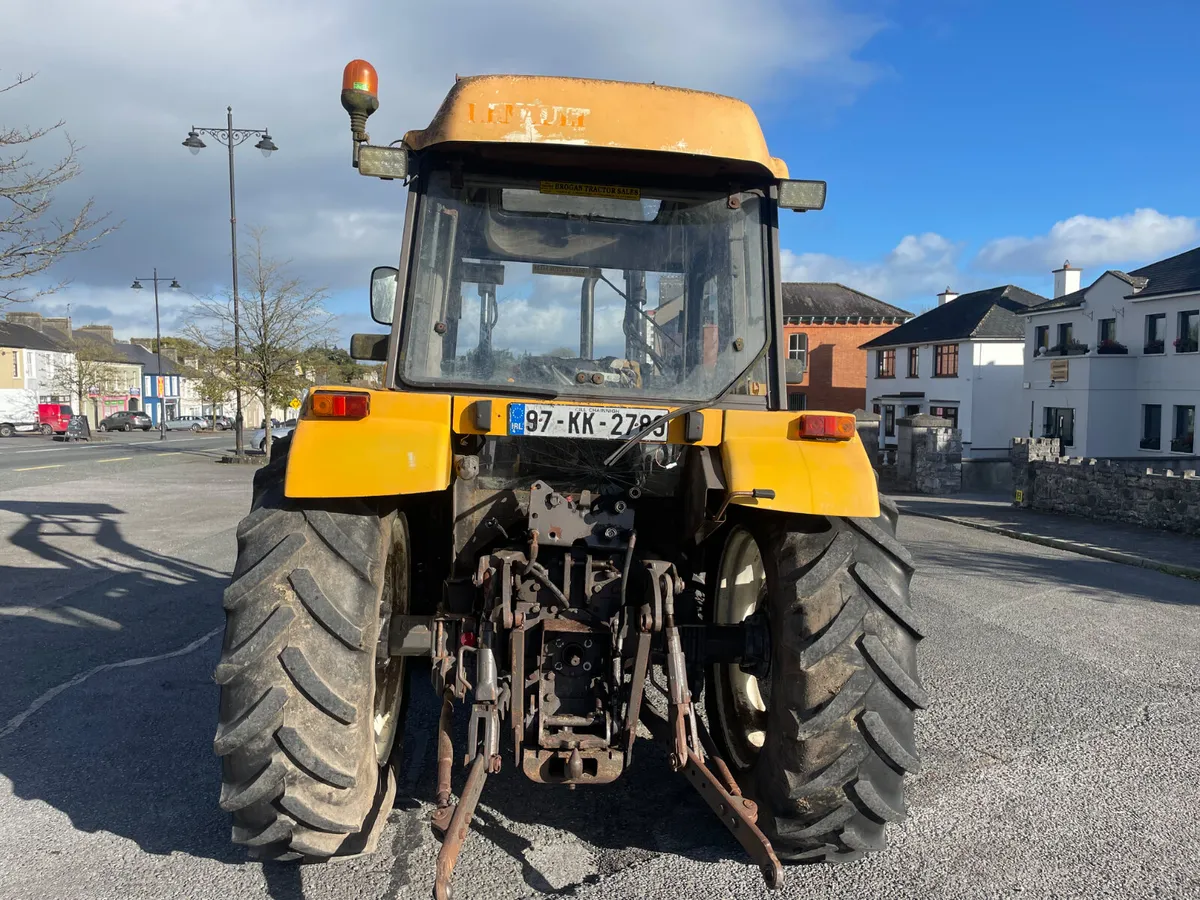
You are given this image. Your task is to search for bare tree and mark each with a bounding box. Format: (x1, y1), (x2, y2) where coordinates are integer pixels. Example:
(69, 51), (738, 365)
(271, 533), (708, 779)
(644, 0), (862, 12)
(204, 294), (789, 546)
(50, 339), (122, 416)
(186, 228), (333, 456)
(1, 73), (116, 306)
(195, 347), (237, 430)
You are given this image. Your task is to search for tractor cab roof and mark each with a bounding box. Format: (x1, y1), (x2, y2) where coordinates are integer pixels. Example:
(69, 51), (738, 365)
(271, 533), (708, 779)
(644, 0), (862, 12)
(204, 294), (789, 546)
(402, 74), (789, 180)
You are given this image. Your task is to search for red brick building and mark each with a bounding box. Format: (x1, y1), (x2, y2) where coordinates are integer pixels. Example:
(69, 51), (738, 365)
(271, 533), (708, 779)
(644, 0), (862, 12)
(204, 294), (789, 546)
(782, 283), (912, 412)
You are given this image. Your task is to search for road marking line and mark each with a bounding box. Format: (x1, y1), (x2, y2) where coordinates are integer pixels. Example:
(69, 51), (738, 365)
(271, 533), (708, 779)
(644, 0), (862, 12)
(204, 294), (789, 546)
(0, 627), (221, 741)
(96, 457), (134, 463)
(13, 464), (63, 471)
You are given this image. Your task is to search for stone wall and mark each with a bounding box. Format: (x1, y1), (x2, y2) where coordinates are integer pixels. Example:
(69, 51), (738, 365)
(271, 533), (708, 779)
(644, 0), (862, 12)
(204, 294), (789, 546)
(1010, 437), (1061, 507)
(894, 415), (962, 494)
(1025, 458), (1200, 535)
(853, 409), (880, 465)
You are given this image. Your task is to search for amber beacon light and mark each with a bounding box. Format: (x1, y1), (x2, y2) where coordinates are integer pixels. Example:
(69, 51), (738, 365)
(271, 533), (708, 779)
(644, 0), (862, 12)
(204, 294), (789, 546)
(341, 59), (379, 143)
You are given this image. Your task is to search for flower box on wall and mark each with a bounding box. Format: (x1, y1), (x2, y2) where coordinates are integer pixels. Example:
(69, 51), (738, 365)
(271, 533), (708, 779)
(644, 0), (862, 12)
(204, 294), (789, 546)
(1144, 339), (1165, 354)
(1048, 341), (1090, 357)
(1097, 340), (1128, 355)
(1171, 435), (1195, 454)
(1174, 338), (1199, 353)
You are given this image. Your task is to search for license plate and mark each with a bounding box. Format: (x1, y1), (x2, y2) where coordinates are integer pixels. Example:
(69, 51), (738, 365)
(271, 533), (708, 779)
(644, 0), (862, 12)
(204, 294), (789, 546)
(507, 403), (669, 441)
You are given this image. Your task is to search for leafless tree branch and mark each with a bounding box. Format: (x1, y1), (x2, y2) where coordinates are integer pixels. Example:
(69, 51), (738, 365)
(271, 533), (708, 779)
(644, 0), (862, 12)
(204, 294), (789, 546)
(1, 72), (119, 306)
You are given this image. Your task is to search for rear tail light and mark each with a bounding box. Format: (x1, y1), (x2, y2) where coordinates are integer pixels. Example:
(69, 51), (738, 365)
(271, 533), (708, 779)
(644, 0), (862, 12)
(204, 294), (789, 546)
(309, 391), (370, 419)
(796, 413), (855, 441)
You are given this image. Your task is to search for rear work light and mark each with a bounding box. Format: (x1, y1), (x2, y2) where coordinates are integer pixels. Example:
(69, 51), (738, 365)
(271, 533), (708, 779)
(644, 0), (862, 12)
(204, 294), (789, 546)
(796, 413), (855, 441)
(309, 391), (370, 419)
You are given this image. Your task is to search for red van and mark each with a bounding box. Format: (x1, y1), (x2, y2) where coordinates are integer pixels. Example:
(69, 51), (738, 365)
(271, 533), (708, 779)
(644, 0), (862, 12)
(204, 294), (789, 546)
(37, 403), (73, 435)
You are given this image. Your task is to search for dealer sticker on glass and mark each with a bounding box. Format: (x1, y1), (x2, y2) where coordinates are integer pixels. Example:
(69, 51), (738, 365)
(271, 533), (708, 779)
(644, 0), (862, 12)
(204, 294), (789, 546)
(507, 403), (669, 441)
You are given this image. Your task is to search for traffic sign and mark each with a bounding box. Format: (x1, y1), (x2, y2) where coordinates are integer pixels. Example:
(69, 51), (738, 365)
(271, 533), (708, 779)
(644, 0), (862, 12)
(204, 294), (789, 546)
(289, 398), (301, 409)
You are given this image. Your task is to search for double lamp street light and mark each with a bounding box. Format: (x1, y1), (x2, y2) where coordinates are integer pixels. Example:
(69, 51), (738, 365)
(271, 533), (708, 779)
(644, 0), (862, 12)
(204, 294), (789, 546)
(131, 269), (180, 441)
(181, 108), (278, 457)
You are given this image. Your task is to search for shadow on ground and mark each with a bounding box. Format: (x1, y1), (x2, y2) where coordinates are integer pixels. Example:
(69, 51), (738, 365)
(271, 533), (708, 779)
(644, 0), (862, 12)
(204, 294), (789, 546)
(901, 517), (1200, 607)
(0, 499), (304, 900)
(0, 499), (766, 900)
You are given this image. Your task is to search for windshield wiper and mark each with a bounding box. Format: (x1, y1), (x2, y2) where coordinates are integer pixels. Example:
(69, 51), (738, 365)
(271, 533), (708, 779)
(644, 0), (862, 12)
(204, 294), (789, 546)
(601, 342), (770, 468)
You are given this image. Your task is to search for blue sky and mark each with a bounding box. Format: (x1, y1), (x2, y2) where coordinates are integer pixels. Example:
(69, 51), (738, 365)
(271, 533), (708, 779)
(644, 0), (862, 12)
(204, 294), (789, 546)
(770, 0), (1200, 311)
(4, 0), (1199, 339)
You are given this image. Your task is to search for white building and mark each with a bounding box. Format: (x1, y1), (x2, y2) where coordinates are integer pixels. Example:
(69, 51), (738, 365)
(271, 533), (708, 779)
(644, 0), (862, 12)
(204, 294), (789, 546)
(863, 284), (1047, 458)
(0, 319), (76, 433)
(1023, 251), (1200, 458)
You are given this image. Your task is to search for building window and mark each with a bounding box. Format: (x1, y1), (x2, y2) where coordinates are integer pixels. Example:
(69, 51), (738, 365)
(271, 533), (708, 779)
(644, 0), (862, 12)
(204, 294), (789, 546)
(1055, 322), (1073, 349)
(904, 404), (921, 417)
(1176, 310), (1199, 353)
(1098, 318), (1116, 345)
(930, 405), (959, 429)
(872, 403), (880, 415)
(907, 347), (919, 377)
(1141, 404), (1162, 451)
(1173, 405), (1195, 454)
(10, 352), (17, 378)
(1043, 407), (1075, 447)
(934, 343), (959, 377)
(1145, 313), (1166, 354)
(787, 392), (807, 411)
(884, 404), (895, 437)
(788, 332), (808, 361)
(876, 349), (895, 378)
(1034, 325), (1049, 354)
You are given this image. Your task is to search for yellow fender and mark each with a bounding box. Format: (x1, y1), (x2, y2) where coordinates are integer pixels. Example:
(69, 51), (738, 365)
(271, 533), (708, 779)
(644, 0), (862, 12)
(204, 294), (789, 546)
(720, 410), (880, 520)
(284, 390), (878, 520)
(285, 390), (453, 499)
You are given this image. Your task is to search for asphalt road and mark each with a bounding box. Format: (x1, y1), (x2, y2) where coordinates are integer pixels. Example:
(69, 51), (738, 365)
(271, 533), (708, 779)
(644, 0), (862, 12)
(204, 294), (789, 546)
(0, 430), (244, 489)
(0, 454), (1197, 900)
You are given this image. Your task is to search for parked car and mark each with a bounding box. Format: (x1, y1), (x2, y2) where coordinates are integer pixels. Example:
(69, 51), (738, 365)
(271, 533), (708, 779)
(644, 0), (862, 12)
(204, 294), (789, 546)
(37, 403), (74, 435)
(252, 420), (297, 452)
(97, 410), (153, 432)
(165, 415), (209, 432)
(211, 415), (233, 431)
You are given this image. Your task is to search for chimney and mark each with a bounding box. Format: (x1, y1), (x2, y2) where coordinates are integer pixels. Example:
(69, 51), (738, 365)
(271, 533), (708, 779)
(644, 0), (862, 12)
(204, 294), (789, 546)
(1053, 260), (1081, 299)
(937, 286), (959, 306)
(43, 316), (71, 333)
(131, 337), (156, 351)
(162, 348), (179, 363)
(79, 324), (115, 342)
(5, 311), (44, 331)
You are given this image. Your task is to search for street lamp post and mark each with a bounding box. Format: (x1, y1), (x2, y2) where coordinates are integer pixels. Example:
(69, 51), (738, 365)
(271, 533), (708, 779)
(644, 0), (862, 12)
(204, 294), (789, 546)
(183, 108), (277, 457)
(131, 269), (181, 442)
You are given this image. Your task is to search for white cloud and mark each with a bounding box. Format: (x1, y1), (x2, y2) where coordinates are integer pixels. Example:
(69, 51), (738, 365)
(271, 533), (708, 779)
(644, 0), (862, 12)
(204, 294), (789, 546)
(975, 208), (1200, 274)
(781, 232), (964, 305)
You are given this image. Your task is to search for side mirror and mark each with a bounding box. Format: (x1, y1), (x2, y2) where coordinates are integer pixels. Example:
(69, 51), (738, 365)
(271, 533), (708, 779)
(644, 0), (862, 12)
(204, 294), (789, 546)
(350, 333), (389, 361)
(371, 266), (399, 325)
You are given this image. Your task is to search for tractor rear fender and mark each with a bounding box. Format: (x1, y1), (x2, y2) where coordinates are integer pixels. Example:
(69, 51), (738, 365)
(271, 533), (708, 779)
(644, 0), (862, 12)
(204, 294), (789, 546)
(719, 409), (880, 519)
(283, 390), (878, 519)
(285, 390), (453, 498)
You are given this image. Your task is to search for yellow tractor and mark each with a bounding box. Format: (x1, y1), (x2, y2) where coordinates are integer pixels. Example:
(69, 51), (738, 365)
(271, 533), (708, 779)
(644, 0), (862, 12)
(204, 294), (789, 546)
(214, 61), (925, 899)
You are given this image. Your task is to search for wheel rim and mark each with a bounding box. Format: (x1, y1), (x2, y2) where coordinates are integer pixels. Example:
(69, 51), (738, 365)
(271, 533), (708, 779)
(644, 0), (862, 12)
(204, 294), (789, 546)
(373, 519), (409, 765)
(712, 526), (771, 771)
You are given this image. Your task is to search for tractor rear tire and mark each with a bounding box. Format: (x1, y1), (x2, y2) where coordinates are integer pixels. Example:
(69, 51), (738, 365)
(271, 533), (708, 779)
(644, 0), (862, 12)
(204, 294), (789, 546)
(214, 433), (408, 860)
(706, 495), (924, 863)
